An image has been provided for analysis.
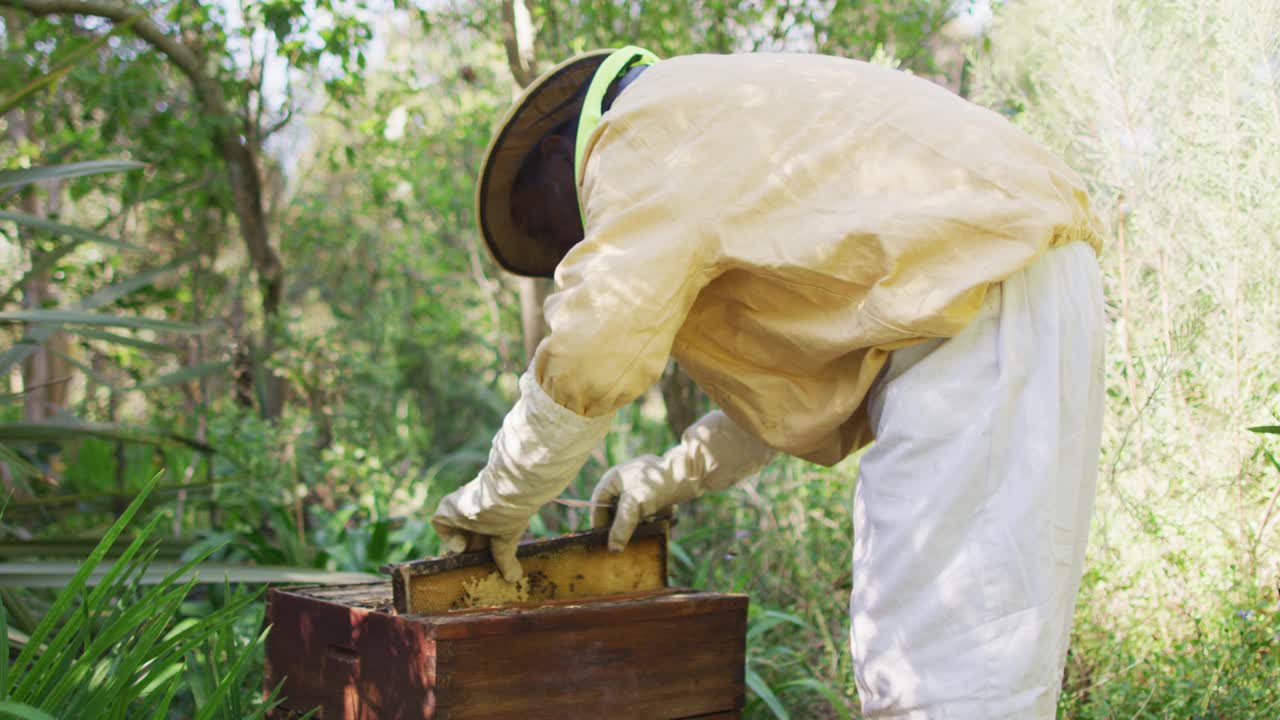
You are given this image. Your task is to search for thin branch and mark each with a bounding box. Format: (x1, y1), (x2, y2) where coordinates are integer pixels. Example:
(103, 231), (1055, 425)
(1253, 448), (1280, 562)
(468, 238), (512, 371)
(501, 0), (537, 87)
(260, 105), (294, 140)
(243, 0), (265, 147)
(1, 375), (72, 400)
(260, 45), (298, 143)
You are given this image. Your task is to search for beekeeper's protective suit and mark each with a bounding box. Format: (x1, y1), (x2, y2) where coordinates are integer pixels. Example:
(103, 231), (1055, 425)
(433, 48), (1105, 719)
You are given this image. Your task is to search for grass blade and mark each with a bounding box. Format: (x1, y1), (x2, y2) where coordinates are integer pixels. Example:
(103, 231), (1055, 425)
(0, 590), (38, 635)
(1, 602), (7, 698)
(12, 517), (167, 702)
(748, 608), (814, 643)
(7, 473), (160, 686)
(192, 626), (270, 720)
(0, 702), (56, 720)
(746, 666), (791, 720)
(144, 675), (181, 720)
(779, 678), (852, 720)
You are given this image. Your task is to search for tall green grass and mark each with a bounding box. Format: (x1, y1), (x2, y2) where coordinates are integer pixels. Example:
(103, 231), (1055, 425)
(0, 474), (286, 719)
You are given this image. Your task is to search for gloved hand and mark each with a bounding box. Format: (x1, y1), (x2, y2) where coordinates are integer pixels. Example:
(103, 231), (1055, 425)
(591, 410), (777, 551)
(432, 371), (613, 581)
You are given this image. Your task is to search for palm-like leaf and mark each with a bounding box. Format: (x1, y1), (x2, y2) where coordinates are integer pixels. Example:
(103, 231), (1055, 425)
(0, 701), (57, 720)
(0, 160), (203, 488)
(0, 161), (145, 191)
(0, 561), (378, 588)
(0, 475), (292, 717)
(68, 328), (180, 356)
(125, 360), (229, 392)
(0, 309), (202, 334)
(0, 252), (196, 377)
(0, 422), (212, 452)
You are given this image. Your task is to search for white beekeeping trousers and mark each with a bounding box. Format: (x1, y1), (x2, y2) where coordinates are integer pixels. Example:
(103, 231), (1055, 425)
(851, 241), (1105, 719)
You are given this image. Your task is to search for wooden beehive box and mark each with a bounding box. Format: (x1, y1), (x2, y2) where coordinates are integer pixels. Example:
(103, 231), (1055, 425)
(264, 525), (748, 719)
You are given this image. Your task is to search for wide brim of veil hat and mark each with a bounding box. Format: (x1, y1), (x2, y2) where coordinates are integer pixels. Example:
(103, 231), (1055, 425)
(475, 50), (614, 278)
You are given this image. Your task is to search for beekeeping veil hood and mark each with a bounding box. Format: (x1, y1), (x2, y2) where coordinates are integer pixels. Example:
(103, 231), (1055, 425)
(475, 46), (659, 278)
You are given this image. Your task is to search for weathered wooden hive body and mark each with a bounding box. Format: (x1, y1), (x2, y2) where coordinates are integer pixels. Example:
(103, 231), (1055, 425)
(264, 523), (748, 719)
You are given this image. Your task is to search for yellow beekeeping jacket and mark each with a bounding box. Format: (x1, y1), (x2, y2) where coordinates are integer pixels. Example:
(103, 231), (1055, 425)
(532, 53), (1102, 466)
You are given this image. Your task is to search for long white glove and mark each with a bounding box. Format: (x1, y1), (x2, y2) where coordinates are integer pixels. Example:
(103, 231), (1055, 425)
(591, 410), (778, 551)
(432, 371), (613, 581)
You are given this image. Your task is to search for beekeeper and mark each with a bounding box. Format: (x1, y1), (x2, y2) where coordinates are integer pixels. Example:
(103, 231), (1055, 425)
(432, 46), (1105, 719)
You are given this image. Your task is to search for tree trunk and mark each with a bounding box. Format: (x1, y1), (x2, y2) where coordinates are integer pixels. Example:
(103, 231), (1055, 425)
(5, 95), (72, 423)
(659, 360), (703, 438)
(519, 278), (549, 365)
(221, 136), (285, 417)
(500, 0), (551, 366)
(501, 0), (538, 87)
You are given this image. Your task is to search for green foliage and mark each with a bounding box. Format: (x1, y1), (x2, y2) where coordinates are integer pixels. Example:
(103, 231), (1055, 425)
(666, 455), (861, 718)
(0, 161), (206, 480)
(442, 0), (953, 69)
(1061, 585), (1280, 718)
(0, 161), (145, 189)
(3, 0), (1276, 717)
(973, 0), (1280, 715)
(0, 12), (142, 117)
(0, 474), (281, 718)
